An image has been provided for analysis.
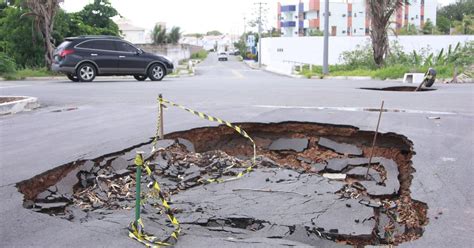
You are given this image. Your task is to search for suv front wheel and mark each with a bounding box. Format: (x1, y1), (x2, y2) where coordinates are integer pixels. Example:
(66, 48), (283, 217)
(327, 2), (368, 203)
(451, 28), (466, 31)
(148, 63), (165, 81)
(77, 63), (96, 82)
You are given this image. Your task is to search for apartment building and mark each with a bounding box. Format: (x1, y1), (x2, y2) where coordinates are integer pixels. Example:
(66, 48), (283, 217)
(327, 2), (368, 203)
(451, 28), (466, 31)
(277, 0), (437, 37)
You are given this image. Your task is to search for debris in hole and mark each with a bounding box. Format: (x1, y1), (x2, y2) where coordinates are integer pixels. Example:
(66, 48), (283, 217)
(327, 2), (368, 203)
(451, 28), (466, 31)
(318, 137), (363, 156)
(268, 138), (309, 152)
(17, 121), (428, 247)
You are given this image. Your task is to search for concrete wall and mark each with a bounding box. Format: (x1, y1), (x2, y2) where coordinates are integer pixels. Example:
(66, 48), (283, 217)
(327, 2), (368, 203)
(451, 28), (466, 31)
(136, 44), (203, 67)
(261, 35), (474, 71)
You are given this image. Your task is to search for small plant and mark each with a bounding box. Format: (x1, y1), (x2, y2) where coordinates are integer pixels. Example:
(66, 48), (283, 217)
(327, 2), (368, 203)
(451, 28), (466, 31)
(0, 52), (16, 76)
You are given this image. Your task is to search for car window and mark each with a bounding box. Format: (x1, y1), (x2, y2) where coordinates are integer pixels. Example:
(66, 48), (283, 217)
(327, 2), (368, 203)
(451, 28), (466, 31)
(77, 40), (114, 51)
(114, 41), (138, 53)
(93, 40), (114, 50)
(76, 40), (95, 49)
(56, 41), (71, 51)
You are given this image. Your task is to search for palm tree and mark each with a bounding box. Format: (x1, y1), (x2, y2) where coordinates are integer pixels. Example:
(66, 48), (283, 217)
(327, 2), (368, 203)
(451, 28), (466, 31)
(152, 24), (167, 45)
(168, 27), (181, 44)
(367, 0), (406, 67)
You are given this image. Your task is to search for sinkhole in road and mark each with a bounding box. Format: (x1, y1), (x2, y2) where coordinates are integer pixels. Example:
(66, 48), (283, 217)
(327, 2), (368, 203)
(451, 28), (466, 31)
(17, 121), (428, 246)
(360, 86), (436, 92)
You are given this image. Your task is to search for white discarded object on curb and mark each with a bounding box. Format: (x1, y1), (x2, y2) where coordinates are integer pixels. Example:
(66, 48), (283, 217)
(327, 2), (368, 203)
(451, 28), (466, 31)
(427, 116), (441, 120)
(322, 173), (346, 180)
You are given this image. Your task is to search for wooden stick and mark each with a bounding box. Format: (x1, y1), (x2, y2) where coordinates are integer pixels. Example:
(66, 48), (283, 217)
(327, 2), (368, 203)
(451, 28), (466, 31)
(365, 101), (384, 179)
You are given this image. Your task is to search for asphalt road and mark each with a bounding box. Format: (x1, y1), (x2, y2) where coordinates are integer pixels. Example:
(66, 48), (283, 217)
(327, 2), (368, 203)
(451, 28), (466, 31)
(1, 52), (473, 247)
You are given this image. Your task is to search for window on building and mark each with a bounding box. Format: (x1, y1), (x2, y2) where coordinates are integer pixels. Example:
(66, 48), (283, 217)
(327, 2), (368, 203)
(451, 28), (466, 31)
(405, 14), (408, 20)
(317, 11), (320, 18)
(348, 11), (352, 17)
(416, 15), (418, 19)
(342, 14), (346, 17)
(421, 15), (424, 20)
(354, 13), (357, 17)
(342, 30), (346, 34)
(354, 29), (357, 33)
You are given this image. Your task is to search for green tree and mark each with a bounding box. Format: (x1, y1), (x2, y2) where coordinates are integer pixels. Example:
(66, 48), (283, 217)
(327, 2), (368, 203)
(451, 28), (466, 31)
(399, 23), (419, 35)
(0, 6), (44, 68)
(20, 0), (62, 70)
(422, 19), (434, 34)
(308, 29), (324, 36)
(436, 15), (451, 34)
(206, 30), (222, 36)
(367, 0), (406, 67)
(151, 24), (167, 45)
(168, 26), (181, 44)
(79, 0), (120, 36)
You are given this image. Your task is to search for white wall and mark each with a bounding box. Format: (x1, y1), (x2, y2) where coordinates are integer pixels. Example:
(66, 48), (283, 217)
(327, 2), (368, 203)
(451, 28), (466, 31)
(261, 35), (474, 67)
(123, 30), (146, 44)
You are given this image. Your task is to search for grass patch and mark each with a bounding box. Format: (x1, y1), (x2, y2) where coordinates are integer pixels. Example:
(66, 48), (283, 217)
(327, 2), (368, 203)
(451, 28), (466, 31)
(299, 64), (459, 80)
(2, 68), (59, 80)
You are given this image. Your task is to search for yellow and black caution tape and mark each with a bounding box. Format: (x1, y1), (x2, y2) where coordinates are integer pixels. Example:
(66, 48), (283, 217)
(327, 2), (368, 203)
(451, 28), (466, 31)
(158, 96), (257, 183)
(128, 154), (181, 248)
(129, 95), (258, 247)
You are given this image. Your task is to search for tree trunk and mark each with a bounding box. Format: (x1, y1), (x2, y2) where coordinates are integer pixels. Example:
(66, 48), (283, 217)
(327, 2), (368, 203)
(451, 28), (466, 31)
(370, 22), (389, 68)
(367, 0), (404, 68)
(24, 0), (61, 70)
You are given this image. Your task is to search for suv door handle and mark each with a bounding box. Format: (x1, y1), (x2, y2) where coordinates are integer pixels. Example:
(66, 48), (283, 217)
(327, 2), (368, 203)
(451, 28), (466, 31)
(119, 55), (126, 58)
(91, 53), (98, 56)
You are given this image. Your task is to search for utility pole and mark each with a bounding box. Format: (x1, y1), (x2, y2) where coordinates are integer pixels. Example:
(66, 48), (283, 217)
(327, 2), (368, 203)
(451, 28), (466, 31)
(255, 2), (267, 68)
(323, 0), (329, 75)
(244, 17), (247, 34)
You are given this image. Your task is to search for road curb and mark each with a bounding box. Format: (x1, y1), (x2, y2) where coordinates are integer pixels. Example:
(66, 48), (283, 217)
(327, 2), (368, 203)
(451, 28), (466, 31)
(0, 96), (40, 115)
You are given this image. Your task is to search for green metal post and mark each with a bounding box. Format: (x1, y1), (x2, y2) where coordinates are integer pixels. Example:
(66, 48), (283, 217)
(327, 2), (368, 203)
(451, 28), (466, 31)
(134, 152), (144, 224)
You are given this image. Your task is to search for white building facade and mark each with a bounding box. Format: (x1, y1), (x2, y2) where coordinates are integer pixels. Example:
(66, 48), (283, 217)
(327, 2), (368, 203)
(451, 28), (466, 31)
(277, 0), (437, 37)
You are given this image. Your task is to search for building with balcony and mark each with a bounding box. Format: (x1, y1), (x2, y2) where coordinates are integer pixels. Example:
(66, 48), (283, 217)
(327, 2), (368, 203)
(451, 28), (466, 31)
(277, 0), (437, 37)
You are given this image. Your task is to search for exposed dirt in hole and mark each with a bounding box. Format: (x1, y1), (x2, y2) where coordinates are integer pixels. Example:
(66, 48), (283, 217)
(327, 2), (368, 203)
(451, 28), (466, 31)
(360, 86), (436, 92)
(16, 121), (428, 247)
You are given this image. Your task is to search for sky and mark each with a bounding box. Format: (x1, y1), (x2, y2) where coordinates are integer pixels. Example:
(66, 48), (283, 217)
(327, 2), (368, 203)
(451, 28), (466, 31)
(61, 0), (457, 34)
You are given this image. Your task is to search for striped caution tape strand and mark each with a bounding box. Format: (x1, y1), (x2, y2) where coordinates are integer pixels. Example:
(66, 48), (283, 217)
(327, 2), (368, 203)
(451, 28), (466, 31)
(128, 154), (181, 248)
(128, 95), (258, 247)
(158, 96), (257, 183)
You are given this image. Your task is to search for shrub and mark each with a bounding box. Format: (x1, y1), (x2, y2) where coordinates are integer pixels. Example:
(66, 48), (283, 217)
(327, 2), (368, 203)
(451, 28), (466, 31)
(190, 50), (208, 60)
(0, 52), (16, 75)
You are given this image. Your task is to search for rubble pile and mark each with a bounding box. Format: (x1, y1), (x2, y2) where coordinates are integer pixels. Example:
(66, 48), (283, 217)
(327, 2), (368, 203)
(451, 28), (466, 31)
(18, 122), (428, 246)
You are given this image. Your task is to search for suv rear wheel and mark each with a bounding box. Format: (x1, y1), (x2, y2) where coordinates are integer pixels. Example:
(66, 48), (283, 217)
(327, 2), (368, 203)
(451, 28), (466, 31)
(148, 63), (165, 81)
(67, 74), (79, 82)
(134, 75), (147, 81)
(76, 63), (96, 82)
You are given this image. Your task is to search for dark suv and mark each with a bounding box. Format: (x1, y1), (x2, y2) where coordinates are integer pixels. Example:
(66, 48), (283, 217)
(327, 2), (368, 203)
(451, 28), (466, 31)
(52, 36), (174, 82)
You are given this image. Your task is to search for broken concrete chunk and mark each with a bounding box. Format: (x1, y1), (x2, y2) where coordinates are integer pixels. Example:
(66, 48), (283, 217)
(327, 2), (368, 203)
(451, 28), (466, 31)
(110, 157), (129, 171)
(318, 137), (363, 156)
(346, 167), (382, 183)
(35, 201), (69, 210)
(325, 158), (369, 173)
(297, 156), (313, 164)
(55, 168), (81, 196)
(311, 163), (326, 172)
(80, 160), (95, 173)
(177, 138), (195, 153)
(269, 138), (309, 152)
(322, 173), (347, 180)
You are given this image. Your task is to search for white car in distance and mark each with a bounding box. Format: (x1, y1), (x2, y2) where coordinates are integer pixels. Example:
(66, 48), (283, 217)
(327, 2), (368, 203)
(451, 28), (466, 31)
(217, 52), (228, 61)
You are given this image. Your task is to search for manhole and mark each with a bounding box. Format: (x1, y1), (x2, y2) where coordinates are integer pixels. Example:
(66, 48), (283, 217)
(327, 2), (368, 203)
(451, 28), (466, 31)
(17, 122), (428, 246)
(360, 86), (436, 92)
